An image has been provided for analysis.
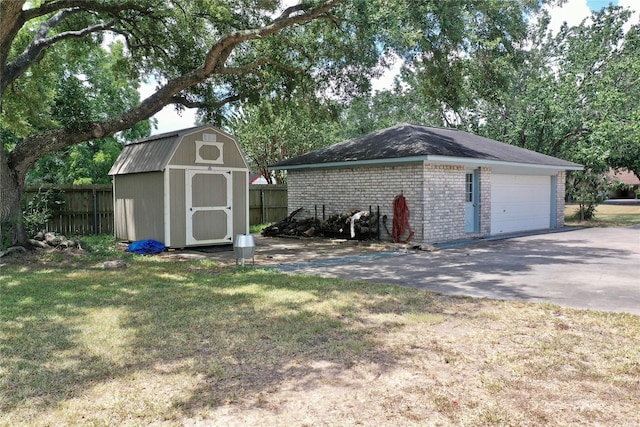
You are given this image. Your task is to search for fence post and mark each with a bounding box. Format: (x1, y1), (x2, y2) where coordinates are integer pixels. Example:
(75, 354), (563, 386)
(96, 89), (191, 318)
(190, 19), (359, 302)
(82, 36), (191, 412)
(260, 189), (265, 224)
(93, 187), (98, 235)
(369, 205), (372, 240)
(377, 205), (380, 240)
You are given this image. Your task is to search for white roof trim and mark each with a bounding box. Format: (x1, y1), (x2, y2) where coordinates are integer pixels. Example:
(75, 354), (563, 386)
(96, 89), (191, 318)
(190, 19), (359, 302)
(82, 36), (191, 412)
(426, 155), (583, 171)
(271, 155), (583, 172)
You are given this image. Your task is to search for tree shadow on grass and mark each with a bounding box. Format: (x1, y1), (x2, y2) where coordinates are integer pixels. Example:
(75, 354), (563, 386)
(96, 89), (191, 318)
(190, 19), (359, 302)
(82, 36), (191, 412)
(0, 260), (473, 423)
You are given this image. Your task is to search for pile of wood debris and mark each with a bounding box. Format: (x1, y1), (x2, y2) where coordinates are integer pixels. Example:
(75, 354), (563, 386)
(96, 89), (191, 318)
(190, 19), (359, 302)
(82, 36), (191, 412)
(28, 231), (81, 249)
(0, 231), (80, 258)
(262, 207), (380, 240)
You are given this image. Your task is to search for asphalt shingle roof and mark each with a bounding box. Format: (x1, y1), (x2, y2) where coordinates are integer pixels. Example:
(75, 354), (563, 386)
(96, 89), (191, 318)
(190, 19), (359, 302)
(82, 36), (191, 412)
(270, 123), (581, 169)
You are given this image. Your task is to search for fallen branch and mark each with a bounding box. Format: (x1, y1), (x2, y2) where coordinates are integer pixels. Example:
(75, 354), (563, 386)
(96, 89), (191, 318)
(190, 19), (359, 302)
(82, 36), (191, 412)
(0, 246), (27, 258)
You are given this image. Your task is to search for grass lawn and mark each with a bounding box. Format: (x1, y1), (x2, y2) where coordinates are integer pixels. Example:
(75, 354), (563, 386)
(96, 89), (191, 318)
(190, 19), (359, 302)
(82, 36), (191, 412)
(565, 203), (640, 227)
(1, 237), (639, 426)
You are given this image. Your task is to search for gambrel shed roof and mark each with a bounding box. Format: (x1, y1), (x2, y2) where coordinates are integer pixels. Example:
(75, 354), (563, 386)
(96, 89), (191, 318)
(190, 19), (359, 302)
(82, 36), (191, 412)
(270, 123), (582, 171)
(109, 125), (248, 176)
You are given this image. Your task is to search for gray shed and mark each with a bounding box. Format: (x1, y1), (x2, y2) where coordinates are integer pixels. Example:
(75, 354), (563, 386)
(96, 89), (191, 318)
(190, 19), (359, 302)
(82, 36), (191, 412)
(108, 125), (249, 248)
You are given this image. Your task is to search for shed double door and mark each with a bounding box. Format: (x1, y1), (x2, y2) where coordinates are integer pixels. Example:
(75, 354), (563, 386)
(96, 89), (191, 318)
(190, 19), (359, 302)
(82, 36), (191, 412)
(185, 169), (233, 245)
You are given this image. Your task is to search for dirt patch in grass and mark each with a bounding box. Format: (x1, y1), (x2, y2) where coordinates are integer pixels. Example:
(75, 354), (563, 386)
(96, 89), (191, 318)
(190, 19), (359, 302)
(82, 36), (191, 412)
(201, 299), (639, 427)
(2, 250), (639, 426)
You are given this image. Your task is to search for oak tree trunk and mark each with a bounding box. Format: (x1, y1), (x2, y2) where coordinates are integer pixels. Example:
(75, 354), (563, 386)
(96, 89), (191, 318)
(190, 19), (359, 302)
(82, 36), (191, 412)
(0, 148), (27, 247)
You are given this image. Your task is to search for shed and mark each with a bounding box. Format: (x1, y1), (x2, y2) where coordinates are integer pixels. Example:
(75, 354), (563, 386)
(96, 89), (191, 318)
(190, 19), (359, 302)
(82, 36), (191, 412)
(270, 123), (582, 244)
(108, 125), (249, 248)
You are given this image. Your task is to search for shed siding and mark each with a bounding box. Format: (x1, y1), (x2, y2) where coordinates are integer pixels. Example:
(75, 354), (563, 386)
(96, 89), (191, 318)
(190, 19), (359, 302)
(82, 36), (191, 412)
(169, 168), (187, 248)
(287, 164), (424, 241)
(113, 172), (165, 242)
(233, 171), (249, 236)
(169, 131), (247, 169)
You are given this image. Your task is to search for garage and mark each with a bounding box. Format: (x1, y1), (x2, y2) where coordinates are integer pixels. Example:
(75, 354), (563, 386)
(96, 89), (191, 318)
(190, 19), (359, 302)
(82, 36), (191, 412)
(270, 123), (582, 245)
(491, 174), (552, 234)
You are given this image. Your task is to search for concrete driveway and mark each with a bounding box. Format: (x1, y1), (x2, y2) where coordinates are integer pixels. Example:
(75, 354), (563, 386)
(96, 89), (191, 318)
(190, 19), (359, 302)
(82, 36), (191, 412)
(281, 226), (640, 315)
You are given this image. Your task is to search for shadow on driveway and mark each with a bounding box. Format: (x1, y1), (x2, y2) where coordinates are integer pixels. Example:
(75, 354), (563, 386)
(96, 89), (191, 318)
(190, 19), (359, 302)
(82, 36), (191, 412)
(281, 227), (640, 315)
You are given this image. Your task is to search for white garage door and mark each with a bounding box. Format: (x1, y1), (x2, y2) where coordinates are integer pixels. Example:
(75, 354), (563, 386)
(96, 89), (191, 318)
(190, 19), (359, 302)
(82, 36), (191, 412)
(491, 174), (551, 234)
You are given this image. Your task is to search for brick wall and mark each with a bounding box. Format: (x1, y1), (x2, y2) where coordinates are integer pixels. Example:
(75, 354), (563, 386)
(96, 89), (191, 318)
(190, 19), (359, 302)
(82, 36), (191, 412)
(556, 171), (566, 227)
(479, 167), (492, 236)
(421, 164), (467, 243)
(288, 163), (494, 244)
(287, 164), (425, 241)
(287, 163), (569, 243)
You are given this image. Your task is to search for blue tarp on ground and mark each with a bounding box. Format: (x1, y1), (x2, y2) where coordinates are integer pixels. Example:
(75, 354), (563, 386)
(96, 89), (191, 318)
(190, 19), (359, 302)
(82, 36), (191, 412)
(125, 239), (166, 255)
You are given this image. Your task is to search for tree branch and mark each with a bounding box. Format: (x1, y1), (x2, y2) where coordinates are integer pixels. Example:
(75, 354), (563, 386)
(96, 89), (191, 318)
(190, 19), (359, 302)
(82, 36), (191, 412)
(8, 0), (344, 177)
(219, 57), (306, 75)
(3, 8), (112, 93)
(21, 0), (151, 22)
(170, 94), (242, 109)
(1, 1), (157, 94)
(274, 4), (310, 21)
(551, 127), (593, 156)
(276, 34), (315, 65)
(202, 0), (343, 75)
(0, 1), (27, 68)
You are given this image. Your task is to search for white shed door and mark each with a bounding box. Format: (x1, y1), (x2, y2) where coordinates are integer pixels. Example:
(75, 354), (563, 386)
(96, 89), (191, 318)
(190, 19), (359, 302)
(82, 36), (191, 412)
(185, 170), (233, 245)
(491, 174), (551, 234)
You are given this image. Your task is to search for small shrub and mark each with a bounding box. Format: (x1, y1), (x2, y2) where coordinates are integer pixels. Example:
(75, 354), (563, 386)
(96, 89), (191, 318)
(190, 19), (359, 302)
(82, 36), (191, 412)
(22, 188), (62, 237)
(566, 170), (613, 220)
(80, 235), (123, 257)
(250, 223), (271, 234)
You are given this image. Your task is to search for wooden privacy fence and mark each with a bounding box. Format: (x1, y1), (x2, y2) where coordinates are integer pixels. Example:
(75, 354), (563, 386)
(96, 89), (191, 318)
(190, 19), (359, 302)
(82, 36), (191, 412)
(24, 184), (288, 236)
(249, 185), (288, 226)
(24, 185), (114, 236)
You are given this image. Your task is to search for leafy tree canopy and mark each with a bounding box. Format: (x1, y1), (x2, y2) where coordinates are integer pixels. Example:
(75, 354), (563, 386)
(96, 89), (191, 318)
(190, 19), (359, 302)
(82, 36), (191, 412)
(1, 0), (363, 245)
(459, 5), (640, 218)
(6, 0), (601, 243)
(231, 86), (342, 184)
(230, 0), (543, 175)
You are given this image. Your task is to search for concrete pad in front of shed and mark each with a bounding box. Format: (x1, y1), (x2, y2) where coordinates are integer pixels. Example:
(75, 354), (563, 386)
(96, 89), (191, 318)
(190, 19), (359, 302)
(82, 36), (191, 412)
(283, 226), (640, 315)
(160, 235), (401, 266)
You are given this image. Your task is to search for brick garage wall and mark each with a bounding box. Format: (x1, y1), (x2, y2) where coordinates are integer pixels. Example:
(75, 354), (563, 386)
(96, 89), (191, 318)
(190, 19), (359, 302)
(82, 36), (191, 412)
(287, 164), (425, 241)
(479, 167), (492, 236)
(422, 164), (467, 243)
(556, 171), (566, 227)
(288, 163), (560, 244)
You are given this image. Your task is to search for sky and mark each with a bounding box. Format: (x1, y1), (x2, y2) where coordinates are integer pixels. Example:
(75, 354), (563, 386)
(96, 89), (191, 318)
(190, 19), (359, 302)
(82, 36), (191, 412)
(548, 0), (638, 33)
(144, 0), (638, 135)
